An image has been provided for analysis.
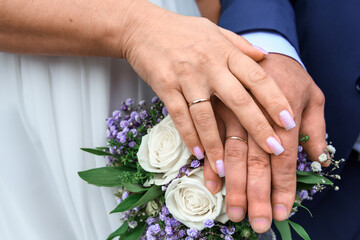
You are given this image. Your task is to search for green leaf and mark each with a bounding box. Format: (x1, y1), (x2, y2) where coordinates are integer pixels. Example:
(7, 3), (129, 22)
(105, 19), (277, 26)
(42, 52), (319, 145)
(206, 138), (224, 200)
(120, 222), (147, 240)
(288, 220), (311, 240)
(106, 221), (129, 240)
(81, 148), (119, 159)
(296, 182), (316, 191)
(78, 166), (136, 187)
(96, 147), (110, 151)
(123, 183), (149, 193)
(293, 202), (313, 217)
(274, 220), (292, 240)
(111, 185), (163, 213)
(297, 173), (333, 186)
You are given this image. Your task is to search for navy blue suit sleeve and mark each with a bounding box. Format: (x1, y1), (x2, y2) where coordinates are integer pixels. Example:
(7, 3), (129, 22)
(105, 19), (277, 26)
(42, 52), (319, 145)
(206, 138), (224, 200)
(218, 0), (299, 52)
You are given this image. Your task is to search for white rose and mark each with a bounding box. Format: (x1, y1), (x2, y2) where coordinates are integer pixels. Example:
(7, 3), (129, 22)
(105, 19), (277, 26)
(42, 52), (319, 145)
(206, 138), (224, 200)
(137, 115), (191, 185)
(165, 167), (228, 230)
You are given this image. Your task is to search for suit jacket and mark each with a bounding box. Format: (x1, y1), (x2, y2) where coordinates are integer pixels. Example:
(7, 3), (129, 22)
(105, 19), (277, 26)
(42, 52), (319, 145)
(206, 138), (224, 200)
(219, 0), (360, 239)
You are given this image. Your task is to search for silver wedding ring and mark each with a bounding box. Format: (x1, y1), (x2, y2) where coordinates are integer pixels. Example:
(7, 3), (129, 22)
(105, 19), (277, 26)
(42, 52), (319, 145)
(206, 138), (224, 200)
(226, 136), (248, 144)
(188, 98), (211, 107)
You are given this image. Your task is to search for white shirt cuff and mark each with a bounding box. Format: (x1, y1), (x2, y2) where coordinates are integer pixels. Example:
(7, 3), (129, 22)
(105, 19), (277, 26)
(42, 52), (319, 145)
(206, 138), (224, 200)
(241, 31), (306, 70)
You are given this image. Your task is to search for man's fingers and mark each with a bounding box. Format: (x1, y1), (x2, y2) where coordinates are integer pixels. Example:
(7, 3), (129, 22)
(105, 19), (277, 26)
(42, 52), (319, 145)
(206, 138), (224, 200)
(219, 27), (267, 62)
(247, 136), (272, 233)
(160, 90), (205, 160)
(270, 124), (299, 222)
(300, 87), (329, 166)
(222, 110), (248, 222)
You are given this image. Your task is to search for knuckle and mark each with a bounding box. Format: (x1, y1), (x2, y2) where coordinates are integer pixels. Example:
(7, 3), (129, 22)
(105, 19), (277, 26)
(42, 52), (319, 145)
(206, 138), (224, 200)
(253, 120), (269, 135)
(192, 109), (213, 128)
(249, 68), (268, 85)
(206, 145), (223, 160)
(172, 61), (194, 77)
(248, 153), (269, 172)
(313, 88), (325, 106)
(226, 142), (246, 161)
(231, 89), (252, 107)
(226, 193), (246, 206)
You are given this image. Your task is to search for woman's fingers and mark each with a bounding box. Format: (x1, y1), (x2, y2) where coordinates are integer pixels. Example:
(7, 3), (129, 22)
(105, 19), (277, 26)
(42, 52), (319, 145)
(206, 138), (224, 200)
(219, 27), (267, 62)
(188, 95), (224, 176)
(246, 135), (272, 233)
(213, 71), (284, 156)
(226, 50), (296, 132)
(300, 88), (330, 166)
(159, 90), (205, 160)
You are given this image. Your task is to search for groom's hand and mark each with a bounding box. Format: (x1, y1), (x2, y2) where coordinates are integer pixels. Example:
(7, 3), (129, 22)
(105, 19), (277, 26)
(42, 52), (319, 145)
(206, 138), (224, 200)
(246, 53), (328, 232)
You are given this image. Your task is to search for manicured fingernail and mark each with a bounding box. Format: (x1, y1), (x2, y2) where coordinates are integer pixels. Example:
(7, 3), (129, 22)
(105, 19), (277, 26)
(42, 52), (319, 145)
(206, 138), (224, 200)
(266, 136), (284, 156)
(228, 207), (244, 222)
(205, 180), (218, 193)
(193, 146), (204, 160)
(215, 159), (225, 177)
(279, 110), (296, 130)
(253, 45), (269, 55)
(274, 204), (289, 221)
(251, 218), (270, 233)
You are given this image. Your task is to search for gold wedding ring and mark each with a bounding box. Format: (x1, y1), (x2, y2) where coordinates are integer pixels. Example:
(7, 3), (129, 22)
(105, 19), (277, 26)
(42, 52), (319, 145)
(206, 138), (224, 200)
(226, 136), (248, 144)
(188, 98), (211, 107)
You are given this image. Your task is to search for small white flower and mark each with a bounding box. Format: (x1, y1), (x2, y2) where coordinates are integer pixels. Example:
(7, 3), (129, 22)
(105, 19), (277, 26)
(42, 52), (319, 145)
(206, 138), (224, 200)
(311, 161), (322, 172)
(318, 153), (328, 163)
(327, 145), (336, 154)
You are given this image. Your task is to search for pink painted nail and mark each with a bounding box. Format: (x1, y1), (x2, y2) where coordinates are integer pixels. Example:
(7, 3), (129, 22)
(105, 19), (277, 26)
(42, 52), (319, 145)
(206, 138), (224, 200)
(266, 137), (284, 156)
(193, 146), (204, 160)
(215, 159), (225, 177)
(279, 110), (296, 130)
(253, 45), (269, 55)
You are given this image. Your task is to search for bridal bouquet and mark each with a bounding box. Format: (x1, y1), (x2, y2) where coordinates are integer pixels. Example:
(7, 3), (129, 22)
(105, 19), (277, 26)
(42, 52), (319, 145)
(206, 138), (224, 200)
(79, 97), (342, 240)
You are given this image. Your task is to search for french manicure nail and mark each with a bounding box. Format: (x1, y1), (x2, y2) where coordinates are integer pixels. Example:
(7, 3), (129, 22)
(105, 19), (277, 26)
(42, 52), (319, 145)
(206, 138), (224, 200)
(193, 146), (204, 160)
(205, 180), (218, 193)
(253, 45), (269, 55)
(274, 204), (289, 220)
(251, 218), (270, 233)
(266, 136), (284, 156)
(279, 110), (296, 130)
(228, 207), (245, 222)
(215, 159), (225, 177)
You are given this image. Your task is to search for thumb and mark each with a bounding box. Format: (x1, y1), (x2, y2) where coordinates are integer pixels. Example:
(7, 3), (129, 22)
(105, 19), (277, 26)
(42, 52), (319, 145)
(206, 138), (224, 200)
(219, 27), (267, 62)
(299, 91), (330, 167)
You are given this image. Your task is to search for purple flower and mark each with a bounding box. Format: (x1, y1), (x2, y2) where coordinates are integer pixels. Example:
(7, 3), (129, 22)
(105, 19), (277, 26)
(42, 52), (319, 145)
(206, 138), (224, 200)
(311, 187), (317, 195)
(186, 228), (198, 237)
(122, 191), (129, 200)
(204, 219), (214, 228)
(139, 100), (146, 107)
(164, 219), (172, 227)
(130, 111), (139, 119)
(185, 238), (194, 240)
(125, 98), (134, 106)
(298, 145), (303, 152)
(152, 96), (159, 103)
(159, 213), (167, 221)
(129, 141), (136, 148)
(162, 206), (170, 215)
(225, 235), (234, 240)
(165, 226), (173, 236)
(140, 110), (148, 119)
(116, 132), (126, 143)
(300, 190), (309, 200)
(220, 226), (228, 235)
(162, 106), (169, 116)
(128, 221), (137, 228)
(152, 224), (161, 234)
(121, 104), (128, 111)
(190, 160), (201, 168)
(107, 117), (115, 126)
(227, 226), (235, 235)
(130, 129), (137, 137)
(170, 218), (181, 227)
(120, 120), (129, 128)
(146, 216), (156, 225)
(122, 127), (129, 135)
(298, 163), (306, 171)
(161, 186), (167, 191)
(178, 230), (186, 238)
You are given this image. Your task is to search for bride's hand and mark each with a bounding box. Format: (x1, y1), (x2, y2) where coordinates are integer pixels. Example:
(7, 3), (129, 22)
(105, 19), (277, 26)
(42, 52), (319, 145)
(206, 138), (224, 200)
(121, 0), (295, 175)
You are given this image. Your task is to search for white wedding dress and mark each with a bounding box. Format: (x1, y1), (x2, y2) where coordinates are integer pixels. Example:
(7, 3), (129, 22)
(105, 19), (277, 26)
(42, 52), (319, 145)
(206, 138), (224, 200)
(0, 1), (200, 240)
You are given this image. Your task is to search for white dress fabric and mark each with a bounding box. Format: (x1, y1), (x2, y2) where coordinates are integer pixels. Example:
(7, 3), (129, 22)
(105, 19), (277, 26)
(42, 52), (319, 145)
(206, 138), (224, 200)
(0, 1), (200, 240)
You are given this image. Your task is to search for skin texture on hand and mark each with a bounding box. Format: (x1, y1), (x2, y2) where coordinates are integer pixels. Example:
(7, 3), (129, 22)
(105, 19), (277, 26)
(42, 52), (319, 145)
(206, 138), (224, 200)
(204, 54), (328, 233)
